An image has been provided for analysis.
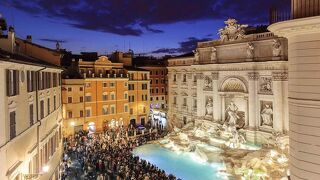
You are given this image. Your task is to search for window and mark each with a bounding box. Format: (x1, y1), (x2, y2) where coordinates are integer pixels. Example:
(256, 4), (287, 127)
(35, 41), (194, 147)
(79, 87), (83, 91)
(150, 80), (153, 84)
(129, 95), (135, 102)
(193, 75), (197, 83)
(102, 106), (108, 115)
(161, 70), (164, 75)
(130, 108), (133, 115)
(156, 97), (159, 100)
(128, 84), (135, 90)
(162, 96), (165, 100)
(151, 97), (153, 101)
(183, 116), (187, 125)
(143, 106), (146, 113)
(53, 73), (57, 87)
(155, 71), (158, 75)
(124, 105), (129, 112)
(193, 99), (197, 108)
(124, 93), (128, 99)
(173, 74), (177, 82)
(173, 97), (177, 104)
(54, 96), (56, 110)
(156, 88), (159, 93)
(10, 111), (16, 140)
(150, 71), (153, 75)
(102, 93), (108, 101)
(47, 98), (50, 114)
(103, 82), (108, 87)
(29, 104), (34, 126)
(110, 82), (115, 87)
(183, 74), (187, 82)
(111, 106), (115, 114)
(85, 83), (91, 88)
(183, 98), (187, 106)
(145, 95), (148, 101)
(151, 89), (154, 93)
(142, 84), (147, 90)
(27, 71), (37, 92)
(40, 100), (44, 119)
(67, 87), (72, 92)
(80, 110), (84, 117)
(85, 95), (92, 102)
(68, 111), (72, 118)
(86, 109), (91, 117)
(6, 69), (19, 96)
(124, 82), (128, 87)
(111, 93), (115, 100)
(161, 88), (164, 93)
(156, 79), (158, 84)
(68, 97), (72, 103)
(80, 96), (84, 102)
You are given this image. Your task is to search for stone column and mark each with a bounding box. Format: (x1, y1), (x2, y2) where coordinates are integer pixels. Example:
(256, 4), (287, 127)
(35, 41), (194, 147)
(269, 16), (320, 179)
(221, 95), (226, 121)
(247, 72), (259, 129)
(212, 72), (221, 122)
(272, 72), (287, 133)
(196, 73), (204, 117)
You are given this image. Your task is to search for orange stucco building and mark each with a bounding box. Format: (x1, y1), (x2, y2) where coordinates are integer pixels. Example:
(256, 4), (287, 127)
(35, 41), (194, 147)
(62, 55), (150, 136)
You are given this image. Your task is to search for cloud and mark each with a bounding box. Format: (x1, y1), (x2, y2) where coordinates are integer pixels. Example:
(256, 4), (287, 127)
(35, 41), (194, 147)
(7, 0), (290, 36)
(39, 38), (68, 43)
(152, 36), (211, 54)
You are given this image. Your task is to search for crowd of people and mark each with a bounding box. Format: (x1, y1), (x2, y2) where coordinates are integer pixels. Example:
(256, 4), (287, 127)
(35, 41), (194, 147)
(61, 126), (178, 180)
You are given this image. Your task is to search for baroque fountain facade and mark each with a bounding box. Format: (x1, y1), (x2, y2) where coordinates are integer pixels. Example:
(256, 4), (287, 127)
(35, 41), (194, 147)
(164, 19), (290, 179)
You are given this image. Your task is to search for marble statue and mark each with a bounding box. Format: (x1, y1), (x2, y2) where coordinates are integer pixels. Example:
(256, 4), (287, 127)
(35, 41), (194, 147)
(205, 97), (213, 116)
(204, 76), (212, 89)
(225, 101), (240, 125)
(261, 104), (273, 126)
(272, 39), (281, 57)
(193, 49), (200, 63)
(211, 47), (217, 61)
(246, 42), (254, 59)
(218, 19), (248, 42)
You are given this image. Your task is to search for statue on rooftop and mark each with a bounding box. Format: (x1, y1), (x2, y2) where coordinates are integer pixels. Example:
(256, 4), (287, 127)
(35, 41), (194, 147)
(218, 19), (248, 42)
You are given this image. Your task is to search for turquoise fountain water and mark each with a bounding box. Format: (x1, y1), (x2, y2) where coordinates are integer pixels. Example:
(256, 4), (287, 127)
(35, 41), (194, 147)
(132, 144), (229, 180)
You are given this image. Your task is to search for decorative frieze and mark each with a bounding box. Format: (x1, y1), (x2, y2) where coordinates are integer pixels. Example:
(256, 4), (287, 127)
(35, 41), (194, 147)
(259, 76), (273, 95)
(248, 72), (259, 80)
(212, 72), (219, 80)
(196, 73), (204, 79)
(272, 72), (288, 81)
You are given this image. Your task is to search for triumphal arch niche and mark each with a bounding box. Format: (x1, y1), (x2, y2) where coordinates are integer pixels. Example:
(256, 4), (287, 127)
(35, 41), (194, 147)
(220, 77), (248, 130)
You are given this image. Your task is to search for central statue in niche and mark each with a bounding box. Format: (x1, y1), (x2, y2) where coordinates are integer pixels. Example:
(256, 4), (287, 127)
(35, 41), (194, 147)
(224, 101), (245, 129)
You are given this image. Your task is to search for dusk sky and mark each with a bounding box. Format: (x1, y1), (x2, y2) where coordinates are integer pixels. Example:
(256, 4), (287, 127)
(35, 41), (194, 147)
(0, 0), (290, 56)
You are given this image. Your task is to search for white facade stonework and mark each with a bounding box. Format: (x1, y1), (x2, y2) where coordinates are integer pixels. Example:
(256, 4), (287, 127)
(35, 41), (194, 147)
(168, 31), (289, 144)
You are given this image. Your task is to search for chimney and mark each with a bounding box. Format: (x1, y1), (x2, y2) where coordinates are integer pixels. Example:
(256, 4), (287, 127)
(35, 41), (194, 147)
(26, 35), (32, 43)
(8, 26), (15, 53)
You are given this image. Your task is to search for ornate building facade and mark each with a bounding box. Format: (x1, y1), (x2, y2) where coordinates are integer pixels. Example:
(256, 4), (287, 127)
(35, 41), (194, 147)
(168, 19), (289, 143)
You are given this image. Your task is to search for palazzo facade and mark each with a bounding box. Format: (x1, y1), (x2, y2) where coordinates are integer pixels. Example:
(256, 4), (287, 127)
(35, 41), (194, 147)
(168, 19), (289, 143)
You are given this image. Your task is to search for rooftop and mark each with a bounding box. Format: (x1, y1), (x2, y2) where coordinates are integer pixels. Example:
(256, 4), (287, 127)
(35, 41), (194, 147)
(0, 48), (61, 69)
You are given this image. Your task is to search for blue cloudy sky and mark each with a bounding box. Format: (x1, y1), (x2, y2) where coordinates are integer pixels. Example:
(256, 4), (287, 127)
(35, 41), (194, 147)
(0, 0), (290, 56)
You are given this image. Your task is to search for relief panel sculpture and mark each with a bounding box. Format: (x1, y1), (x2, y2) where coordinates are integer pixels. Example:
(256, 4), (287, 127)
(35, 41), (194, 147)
(259, 77), (273, 94)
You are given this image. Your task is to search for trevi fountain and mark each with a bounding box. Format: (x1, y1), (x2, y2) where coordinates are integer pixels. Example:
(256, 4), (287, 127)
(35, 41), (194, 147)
(139, 18), (291, 180)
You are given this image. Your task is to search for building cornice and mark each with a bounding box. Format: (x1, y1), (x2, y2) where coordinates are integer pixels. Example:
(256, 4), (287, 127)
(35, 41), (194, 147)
(268, 16), (320, 37)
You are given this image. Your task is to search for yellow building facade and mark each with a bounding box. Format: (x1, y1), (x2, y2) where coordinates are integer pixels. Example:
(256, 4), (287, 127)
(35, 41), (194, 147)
(62, 56), (150, 136)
